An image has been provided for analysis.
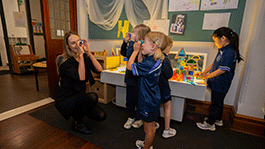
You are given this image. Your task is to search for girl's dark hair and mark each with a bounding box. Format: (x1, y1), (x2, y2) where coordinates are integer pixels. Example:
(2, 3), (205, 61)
(213, 27), (243, 63)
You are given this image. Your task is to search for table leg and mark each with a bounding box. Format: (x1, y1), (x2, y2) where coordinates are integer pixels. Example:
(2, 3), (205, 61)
(34, 67), (39, 91)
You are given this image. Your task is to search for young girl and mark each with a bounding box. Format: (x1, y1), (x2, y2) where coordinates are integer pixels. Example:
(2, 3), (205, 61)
(121, 24), (151, 129)
(196, 27), (243, 131)
(127, 31), (167, 149)
(158, 36), (177, 138)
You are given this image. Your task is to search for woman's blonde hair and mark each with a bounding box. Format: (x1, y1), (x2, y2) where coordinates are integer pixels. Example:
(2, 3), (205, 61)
(133, 24), (151, 40)
(56, 30), (80, 75)
(145, 31), (167, 61)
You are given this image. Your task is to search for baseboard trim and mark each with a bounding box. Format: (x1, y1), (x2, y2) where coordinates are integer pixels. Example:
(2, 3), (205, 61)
(231, 113), (265, 137)
(0, 97), (54, 121)
(184, 99), (265, 138)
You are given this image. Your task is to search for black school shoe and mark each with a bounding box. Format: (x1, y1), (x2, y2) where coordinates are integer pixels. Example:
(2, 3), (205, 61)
(72, 121), (93, 134)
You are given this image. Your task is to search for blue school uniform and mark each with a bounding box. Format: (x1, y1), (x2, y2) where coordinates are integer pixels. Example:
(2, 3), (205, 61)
(131, 55), (162, 115)
(121, 40), (139, 86)
(121, 40), (139, 119)
(159, 53), (173, 103)
(207, 44), (237, 94)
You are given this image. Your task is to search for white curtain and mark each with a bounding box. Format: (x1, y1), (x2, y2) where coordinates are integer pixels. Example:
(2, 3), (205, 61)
(142, 0), (168, 25)
(86, 0), (168, 30)
(86, 0), (124, 30)
(124, 0), (150, 27)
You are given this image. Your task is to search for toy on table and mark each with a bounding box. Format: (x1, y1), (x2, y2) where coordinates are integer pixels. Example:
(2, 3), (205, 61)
(170, 47), (206, 86)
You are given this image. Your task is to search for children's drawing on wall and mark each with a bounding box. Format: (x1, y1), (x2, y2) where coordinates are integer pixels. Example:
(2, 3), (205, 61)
(143, 20), (170, 35)
(170, 14), (187, 35)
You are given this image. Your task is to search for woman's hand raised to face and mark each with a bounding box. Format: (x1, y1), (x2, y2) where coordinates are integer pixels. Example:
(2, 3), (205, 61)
(80, 39), (92, 56)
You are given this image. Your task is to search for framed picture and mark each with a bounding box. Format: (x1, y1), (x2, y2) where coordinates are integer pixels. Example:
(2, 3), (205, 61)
(170, 14), (187, 35)
(13, 45), (31, 55)
(168, 51), (207, 71)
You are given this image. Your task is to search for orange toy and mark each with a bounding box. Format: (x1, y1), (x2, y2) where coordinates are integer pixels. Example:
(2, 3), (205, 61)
(170, 70), (184, 81)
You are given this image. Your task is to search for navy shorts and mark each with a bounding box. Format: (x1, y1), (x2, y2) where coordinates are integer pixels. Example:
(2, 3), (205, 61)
(161, 95), (172, 104)
(138, 110), (160, 122)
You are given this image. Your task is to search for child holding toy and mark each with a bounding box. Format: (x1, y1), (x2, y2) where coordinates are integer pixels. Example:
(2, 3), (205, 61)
(158, 36), (177, 138)
(196, 27), (243, 131)
(121, 24), (151, 129)
(127, 31), (167, 149)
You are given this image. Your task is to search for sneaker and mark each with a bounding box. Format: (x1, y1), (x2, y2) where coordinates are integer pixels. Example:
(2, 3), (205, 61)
(162, 128), (177, 138)
(196, 121), (216, 131)
(124, 117), (135, 129)
(215, 120), (223, 127)
(132, 120), (143, 128)
(155, 122), (160, 130)
(204, 117), (223, 127)
(135, 140), (153, 149)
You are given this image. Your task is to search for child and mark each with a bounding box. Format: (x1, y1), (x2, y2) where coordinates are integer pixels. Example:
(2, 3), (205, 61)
(158, 36), (177, 138)
(121, 24), (151, 129)
(196, 27), (243, 131)
(127, 31), (167, 149)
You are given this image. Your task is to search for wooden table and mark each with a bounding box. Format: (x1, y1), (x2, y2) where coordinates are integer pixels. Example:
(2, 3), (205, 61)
(32, 62), (47, 91)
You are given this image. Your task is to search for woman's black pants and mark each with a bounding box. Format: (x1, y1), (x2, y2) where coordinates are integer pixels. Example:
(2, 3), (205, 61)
(72, 92), (106, 122)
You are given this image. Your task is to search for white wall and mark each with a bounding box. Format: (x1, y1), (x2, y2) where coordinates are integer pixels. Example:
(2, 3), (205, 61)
(77, 0), (89, 40)
(2, 0), (28, 37)
(29, 0), (46, 59)
(1, 0), (30, 66)
(236, 0), (265, 119)
(0, 16), (8, 66)
(78, 0), (265, 119)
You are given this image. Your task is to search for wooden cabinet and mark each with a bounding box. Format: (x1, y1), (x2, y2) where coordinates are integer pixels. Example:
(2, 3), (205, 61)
(87, 79), (116, 104)
(86, 55), (119, 104)
(10, 44), (39, 74)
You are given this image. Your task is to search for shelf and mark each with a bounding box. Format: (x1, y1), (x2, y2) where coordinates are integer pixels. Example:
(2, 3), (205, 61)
(18, 63), (32, 67)
(9, 44), (39, 74)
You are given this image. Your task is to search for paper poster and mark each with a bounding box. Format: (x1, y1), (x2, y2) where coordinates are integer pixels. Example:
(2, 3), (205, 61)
(143, 20), (170, 36)
(202, 13), (231, 30)
(13, 11), (26, 28)
(200, 0), (239, 10)
(170, 14), (187, 35)
(169, 0), (200, 12)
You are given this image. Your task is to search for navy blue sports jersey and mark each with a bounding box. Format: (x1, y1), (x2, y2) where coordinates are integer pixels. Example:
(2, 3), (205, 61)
(131, 55), (162, 114)
(207, 44), (237, 94)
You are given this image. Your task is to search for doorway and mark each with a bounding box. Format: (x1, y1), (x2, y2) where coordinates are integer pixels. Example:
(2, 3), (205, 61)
(0, 0), (49, 114)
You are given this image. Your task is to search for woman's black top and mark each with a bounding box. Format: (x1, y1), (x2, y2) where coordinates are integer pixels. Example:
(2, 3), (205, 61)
(55, 53), (100, 119)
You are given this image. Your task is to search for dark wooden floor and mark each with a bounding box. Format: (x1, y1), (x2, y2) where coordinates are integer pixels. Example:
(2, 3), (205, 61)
(0, 71), (102, 149)
(0, 104), (102, 149)
(0, 70), (49, 113)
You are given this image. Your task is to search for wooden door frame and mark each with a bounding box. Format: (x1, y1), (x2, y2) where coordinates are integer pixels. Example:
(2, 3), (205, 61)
(40, 0), (77, 98)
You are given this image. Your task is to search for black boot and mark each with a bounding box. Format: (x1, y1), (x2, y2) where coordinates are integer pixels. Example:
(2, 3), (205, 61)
(73, 121), (93, 134)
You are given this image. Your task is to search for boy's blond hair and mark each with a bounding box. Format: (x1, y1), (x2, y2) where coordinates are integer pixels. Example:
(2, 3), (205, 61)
(145, 31), (167, 61)
(133, 24), (151, 40)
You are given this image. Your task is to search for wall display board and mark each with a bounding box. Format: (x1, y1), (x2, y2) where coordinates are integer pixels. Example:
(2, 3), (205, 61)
(88, 0), (246, 42)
